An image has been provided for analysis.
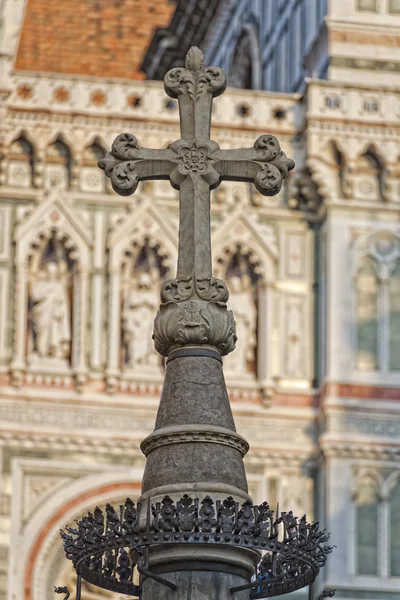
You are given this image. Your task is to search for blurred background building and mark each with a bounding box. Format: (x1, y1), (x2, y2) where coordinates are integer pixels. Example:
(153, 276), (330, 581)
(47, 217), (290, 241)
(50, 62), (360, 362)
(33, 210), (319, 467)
(0, 0), (399, 599)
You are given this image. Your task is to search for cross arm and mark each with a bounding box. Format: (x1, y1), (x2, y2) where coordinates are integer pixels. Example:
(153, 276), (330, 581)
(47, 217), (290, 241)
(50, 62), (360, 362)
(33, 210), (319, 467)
(98, 133), (177, 196)
(214, 135), (295, 196)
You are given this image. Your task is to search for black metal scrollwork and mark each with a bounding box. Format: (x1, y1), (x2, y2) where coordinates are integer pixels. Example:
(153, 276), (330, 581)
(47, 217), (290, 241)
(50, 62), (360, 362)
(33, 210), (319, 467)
(60, 495), (334, 598)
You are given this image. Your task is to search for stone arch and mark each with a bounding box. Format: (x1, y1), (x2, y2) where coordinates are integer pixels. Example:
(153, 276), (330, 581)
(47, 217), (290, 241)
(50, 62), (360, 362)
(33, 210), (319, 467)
(120, 236), (170, 372)
(382, 470), (400, 499)
(212, 213), (278, 387)
(354, 144), (387, 202)
(353, 469), (383, 500)
(12, 191), (92, 387)
(10, 471), (142, 600)
(353, 469), (381, 576)
(352, 230), (400, 373)
(383, 471), (400, 576)
(228, 21), (262, 90)
(352, 229), (400, 275)
(6, 132), (35, 188)
(44, 135), (73, 190)
(80, 138), (107, 193)
(221, 245), (262, 379)
(308, 139), (348, 201)
(106, 203), (177, 390)
(213, 212), (277, 283)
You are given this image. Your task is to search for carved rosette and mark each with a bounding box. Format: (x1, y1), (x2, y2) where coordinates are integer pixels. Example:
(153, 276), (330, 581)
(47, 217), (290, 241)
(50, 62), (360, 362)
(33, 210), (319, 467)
(169, 139), (220, 188)
(153, 275), (236, 356)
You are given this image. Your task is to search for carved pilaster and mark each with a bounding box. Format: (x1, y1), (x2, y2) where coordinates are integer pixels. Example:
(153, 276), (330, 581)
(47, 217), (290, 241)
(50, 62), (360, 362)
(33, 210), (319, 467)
(11, 262), (28, 386)
(91, 211), (105, 370)
(106, 268), (121, 393)
(73, 268), (89, 391)
(33, 150), (45, 189)
(257, 282), (274, 402)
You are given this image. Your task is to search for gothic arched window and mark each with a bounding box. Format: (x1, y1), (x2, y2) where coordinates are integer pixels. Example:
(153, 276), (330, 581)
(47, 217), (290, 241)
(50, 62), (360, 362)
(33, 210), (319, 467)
(81, 140), (106, 193)
(221, 246), (262, 378)
(322, 140), (349, 199)
(390, 479), (400, 576)
(356, 257), (378, 371)
(355, 147), (386, 202)
(7, 135), (34, 188)
(27, 231), (76, 369)
(228, 26), (261, 90)
(355, 477), (380, 575)
(45, 137), (72, 190)
(389, 262), (400, 370)
(355, 234), (400, 372)
(120, 238), (169, 372)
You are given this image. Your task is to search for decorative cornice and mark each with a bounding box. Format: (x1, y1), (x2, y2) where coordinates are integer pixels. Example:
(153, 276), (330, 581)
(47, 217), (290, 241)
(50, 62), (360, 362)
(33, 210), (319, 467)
(319, 441), (400, 461)
(0, 431), (143, 456)
(140, 424), (249, 457)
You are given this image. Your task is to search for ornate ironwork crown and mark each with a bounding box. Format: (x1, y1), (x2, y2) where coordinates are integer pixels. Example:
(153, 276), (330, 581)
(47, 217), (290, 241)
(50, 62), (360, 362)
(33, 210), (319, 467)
(61, 494), (334, 599)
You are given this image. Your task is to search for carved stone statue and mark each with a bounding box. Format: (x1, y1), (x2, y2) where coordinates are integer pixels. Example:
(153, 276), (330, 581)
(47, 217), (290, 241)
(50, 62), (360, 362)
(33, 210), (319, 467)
(29, 262), (71, 364)
(223, 276), (256, 376)
(122, 272), (159, 368)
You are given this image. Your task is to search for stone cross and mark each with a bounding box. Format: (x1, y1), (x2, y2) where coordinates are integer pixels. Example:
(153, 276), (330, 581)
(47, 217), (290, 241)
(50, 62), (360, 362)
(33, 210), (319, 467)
(99, 47), (294, 357)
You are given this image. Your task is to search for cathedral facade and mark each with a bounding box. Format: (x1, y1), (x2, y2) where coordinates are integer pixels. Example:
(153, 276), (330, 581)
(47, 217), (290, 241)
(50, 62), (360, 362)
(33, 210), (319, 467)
(0, 1), (399, 599)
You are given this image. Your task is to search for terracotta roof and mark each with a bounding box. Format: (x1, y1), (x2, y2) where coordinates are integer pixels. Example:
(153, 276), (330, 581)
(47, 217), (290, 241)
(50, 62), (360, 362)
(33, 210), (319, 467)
(15, 0), (176, 80)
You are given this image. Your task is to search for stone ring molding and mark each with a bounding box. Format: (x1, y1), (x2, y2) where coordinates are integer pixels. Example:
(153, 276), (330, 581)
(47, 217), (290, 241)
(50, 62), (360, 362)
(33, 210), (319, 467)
(140, 424), (250, 457)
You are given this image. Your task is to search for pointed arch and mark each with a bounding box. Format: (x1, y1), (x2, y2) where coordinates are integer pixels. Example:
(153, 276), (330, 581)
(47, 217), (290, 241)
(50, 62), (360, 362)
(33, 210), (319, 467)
(352, 230), (400, 373)
(12, 191), (92, 384)
(354, 469), (383, 497)
(354, 470), (381, 575)
(9, 461), (142, 600)
(80, 138), (107, 193)
(355, 255), (379, 371)
(384, 473), (400, 576)
(212, 211), (278, 283)
(83, 138), (106, 163)
(389, 261), (400, 370)
(44, 135), (73, 190)
(355, 144), (387, 202)
(106, 202), (177, 387)
(7, 132), (35, 188)
(213, 212), (278, 385)
(309, 139), (348, 200)
(228, 21), (262, 90)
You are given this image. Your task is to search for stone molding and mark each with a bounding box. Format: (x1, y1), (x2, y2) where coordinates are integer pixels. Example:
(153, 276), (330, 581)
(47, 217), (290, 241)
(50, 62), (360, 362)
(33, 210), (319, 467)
(7, 71), (298, 132)
(320, 442), (400, 461)
(138, 481), (252, 503)
(140, 424), (249, 457)
(327, 413), (400, 440)
(0, 430), (143, 456)
(0, 398), (314, 450)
